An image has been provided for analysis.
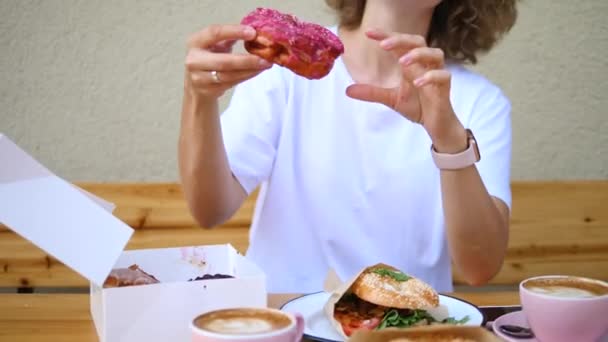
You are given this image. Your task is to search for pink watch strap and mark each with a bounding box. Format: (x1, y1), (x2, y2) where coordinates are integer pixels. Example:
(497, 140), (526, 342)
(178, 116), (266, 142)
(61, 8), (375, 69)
(431, 130), (480, 170)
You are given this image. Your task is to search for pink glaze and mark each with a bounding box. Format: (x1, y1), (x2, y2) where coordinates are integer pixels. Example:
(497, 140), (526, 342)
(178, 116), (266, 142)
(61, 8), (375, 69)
(240, 7), (344, 79)
(241, 7), (344, 60)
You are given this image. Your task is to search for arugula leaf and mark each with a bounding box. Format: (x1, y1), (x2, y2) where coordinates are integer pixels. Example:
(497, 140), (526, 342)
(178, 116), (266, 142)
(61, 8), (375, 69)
(376, 310), (470, 330)
(377, 310), (399, 330)
(376, 309), (434, 330)
(372, 268), (411, 282)
(442, 315), (470, 324)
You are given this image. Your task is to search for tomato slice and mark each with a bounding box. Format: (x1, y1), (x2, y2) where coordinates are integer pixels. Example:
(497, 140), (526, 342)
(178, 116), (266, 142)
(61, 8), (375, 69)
(334, 295), (386, 336)
(342, 323), (356, 337)
(362, 317), (381, 330)
(341, 317), (381, 336)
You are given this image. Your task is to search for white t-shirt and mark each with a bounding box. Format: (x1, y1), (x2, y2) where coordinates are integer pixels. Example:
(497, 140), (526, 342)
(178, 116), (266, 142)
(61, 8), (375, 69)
(220, 31), (512, 294)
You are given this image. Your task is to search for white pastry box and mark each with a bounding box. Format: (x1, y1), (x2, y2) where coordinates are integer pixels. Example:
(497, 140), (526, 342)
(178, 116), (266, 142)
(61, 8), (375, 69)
(0, 133), (268, 341)
(90, 245), (267, 341)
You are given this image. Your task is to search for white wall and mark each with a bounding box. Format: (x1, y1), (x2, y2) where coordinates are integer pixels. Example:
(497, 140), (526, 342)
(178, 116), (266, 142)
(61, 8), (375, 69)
(1, 0), (606, 181)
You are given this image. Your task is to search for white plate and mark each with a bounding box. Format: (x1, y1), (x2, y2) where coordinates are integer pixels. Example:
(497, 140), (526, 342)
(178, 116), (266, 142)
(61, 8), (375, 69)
(280, 292), (485, 342)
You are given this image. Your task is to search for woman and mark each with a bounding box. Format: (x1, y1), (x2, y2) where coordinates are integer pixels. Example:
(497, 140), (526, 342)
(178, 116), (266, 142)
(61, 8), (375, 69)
(179, 0), (518, 293)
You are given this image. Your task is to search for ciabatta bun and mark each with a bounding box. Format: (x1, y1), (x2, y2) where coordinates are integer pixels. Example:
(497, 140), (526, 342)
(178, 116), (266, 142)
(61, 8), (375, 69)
(351, 264), (439, 309)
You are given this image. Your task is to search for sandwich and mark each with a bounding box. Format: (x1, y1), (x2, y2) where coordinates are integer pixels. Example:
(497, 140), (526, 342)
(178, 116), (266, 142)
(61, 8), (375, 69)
(332, 264), (469, 337)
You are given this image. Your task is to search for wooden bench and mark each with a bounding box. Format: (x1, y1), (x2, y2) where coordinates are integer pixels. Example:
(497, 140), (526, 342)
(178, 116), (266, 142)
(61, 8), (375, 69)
(1, 181), (607, 290)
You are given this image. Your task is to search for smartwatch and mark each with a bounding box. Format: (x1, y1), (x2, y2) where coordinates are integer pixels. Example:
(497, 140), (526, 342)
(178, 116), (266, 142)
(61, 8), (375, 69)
(431, 129), (480, 170)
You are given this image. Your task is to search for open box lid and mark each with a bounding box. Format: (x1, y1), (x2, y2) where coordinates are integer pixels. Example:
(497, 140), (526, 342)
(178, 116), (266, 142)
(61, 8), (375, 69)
(0, 133), (134, 286)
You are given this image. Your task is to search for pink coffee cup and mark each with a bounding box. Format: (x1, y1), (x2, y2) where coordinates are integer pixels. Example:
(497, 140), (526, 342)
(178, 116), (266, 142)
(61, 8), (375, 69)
(191, 307), (305, 342)
(519, 275), (608, 342)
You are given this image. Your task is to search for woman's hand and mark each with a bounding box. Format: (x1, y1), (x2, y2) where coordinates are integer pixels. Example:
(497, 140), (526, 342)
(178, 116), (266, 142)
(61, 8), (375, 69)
(346, 29), (467, 153)
(185, 24), (272, 101)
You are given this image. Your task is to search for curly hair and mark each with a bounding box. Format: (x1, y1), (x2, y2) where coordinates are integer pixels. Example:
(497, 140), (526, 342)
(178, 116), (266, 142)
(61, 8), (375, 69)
(325, 0), (518, 64)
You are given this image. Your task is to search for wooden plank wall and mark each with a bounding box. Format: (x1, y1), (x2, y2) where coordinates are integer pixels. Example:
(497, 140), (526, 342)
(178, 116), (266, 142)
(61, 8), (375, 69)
(1, 181), (607, 288)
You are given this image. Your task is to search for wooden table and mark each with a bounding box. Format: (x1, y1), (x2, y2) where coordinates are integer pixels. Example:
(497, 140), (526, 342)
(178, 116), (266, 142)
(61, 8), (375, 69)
(0, 292), (519, 342)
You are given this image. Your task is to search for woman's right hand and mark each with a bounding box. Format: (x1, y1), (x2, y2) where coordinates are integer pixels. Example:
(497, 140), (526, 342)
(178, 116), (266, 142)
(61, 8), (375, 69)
(185, 24), (272, 100)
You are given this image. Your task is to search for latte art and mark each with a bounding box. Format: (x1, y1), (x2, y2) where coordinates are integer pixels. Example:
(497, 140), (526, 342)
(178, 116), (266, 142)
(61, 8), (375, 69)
(194, 308), (292, 336)
(203, 317), (275, 334)
(523, 276), (608, 299)
(527, 285), (598, 298)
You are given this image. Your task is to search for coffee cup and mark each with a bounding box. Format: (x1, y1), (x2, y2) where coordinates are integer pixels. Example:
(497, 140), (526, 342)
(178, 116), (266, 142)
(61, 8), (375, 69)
(519, 275), (608, 342)
(191, 307), (305, 342)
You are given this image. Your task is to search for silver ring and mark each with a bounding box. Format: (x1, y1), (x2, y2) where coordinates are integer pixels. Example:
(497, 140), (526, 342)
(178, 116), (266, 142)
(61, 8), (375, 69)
(210, 70), (221, 84)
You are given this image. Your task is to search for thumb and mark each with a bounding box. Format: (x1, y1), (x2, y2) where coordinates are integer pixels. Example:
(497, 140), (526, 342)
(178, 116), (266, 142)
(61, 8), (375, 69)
(346, 84), (397, 108)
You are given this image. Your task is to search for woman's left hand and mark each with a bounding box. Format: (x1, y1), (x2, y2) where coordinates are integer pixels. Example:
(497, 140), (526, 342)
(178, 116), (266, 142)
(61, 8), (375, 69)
(346, 29), (467, 153)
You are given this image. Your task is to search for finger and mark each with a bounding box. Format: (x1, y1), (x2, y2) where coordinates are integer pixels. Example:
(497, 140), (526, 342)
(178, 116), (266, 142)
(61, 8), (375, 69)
(413, 69), (451, 89)
(190, 69), (266, 88)
(189, 71), (210, 87)
(188, 24), (256, 49)
(346, 84), (397, 109)
(209, 39), (237, 53)
(365, 28), (390, 41)
(399, 47), (445, 69)
(378, 33), (427, 52)
(186, 50), (272, 72)
(400, 60), (426, 84)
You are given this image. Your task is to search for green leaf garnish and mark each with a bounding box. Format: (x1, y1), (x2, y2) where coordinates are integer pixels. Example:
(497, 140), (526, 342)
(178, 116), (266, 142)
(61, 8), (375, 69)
(376, 310), (470, 330)
(442, 315), (470, 324)
(376, 309), (435, 330)
(372, 268), (411, 282)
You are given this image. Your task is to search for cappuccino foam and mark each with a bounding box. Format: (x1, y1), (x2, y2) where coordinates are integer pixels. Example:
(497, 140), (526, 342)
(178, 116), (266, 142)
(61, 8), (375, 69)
(203, 317), (275, 334)
(524, 277), (608, 298)
(194, 308), (291, 336)
(527, 285), (598, 298)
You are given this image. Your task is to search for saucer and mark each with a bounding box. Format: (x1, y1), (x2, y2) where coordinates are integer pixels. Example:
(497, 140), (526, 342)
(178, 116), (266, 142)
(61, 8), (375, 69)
(492, 311), (538, 342)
